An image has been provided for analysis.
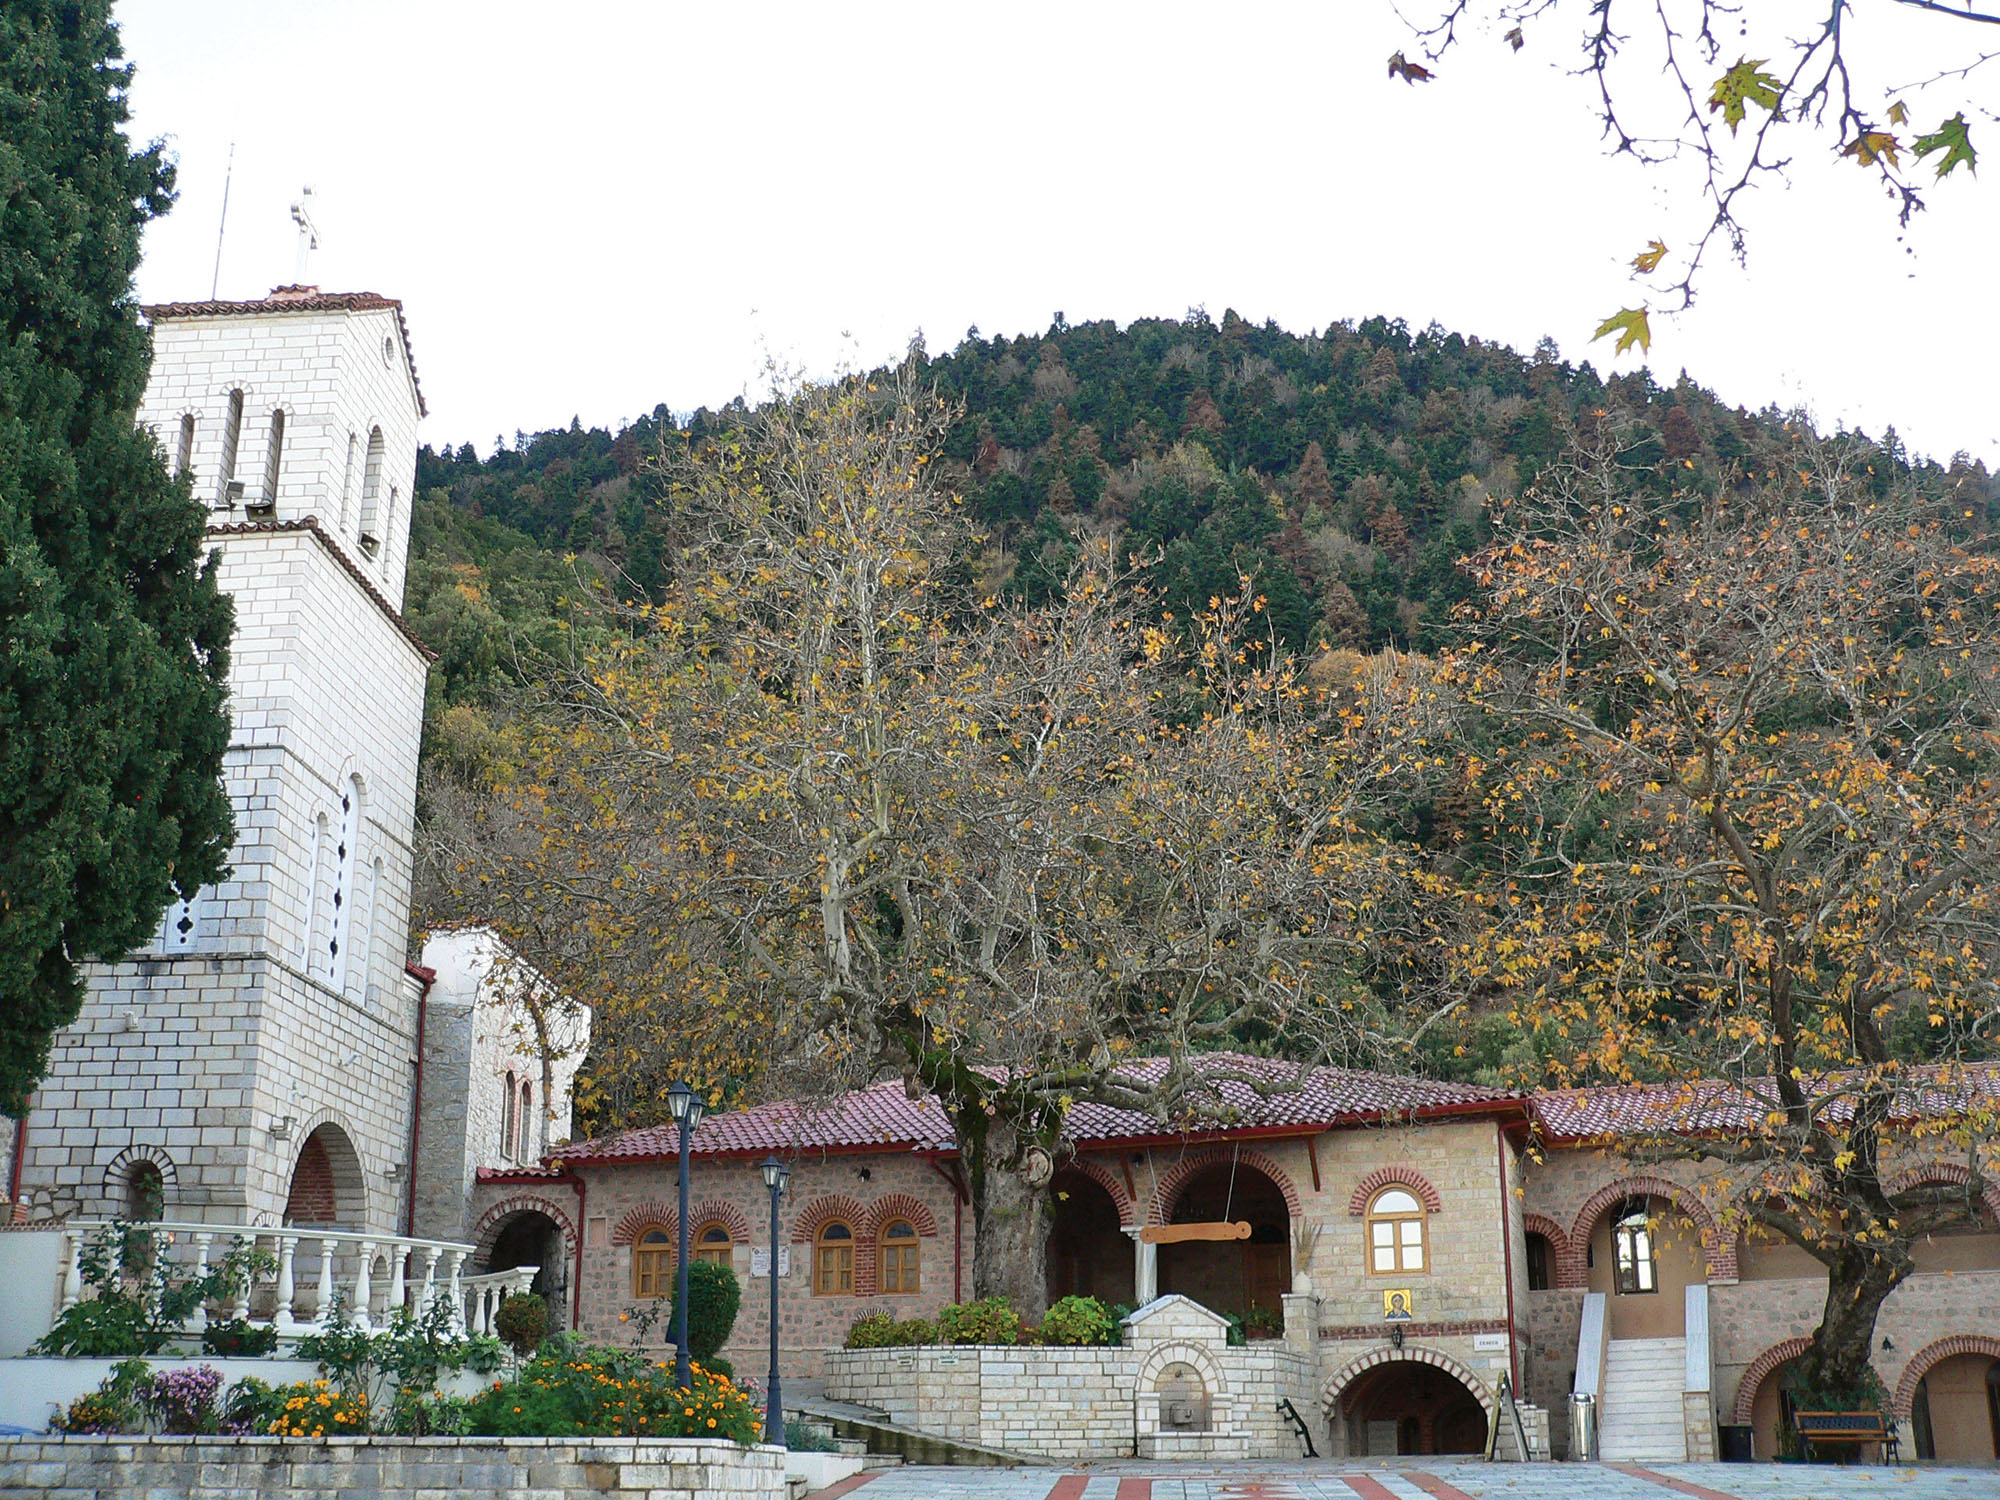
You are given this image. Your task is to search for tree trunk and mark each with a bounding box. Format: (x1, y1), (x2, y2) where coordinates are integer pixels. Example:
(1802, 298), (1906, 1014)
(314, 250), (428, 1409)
(1800, 1243), (1911, 1401)
(965, 1117), (1053, 1318)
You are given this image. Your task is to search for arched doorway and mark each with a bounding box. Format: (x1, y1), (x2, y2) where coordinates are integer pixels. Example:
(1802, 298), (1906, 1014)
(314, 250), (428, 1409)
(1332, 1359), (1489, 1457)
(1913, 1353), (2000, 1462)
(283, 1123), (364, 1229)
(1046, 1169), (1134, 1307)
(1158, 1162), (1290, 1323)
(1746, 1352), (1806, 1460)
(482, 1209), (570, 1329)
(1584, 1193), (1704, 1339)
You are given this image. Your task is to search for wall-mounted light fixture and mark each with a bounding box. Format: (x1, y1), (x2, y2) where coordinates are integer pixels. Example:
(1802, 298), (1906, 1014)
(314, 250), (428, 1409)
(270, 1116), (296, 1140)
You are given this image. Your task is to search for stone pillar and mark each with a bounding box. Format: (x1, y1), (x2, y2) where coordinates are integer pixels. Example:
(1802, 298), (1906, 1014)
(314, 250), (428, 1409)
(1281, 1293), (1319, 1359)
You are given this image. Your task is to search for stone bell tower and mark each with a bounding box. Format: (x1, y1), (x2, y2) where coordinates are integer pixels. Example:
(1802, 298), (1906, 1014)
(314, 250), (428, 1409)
(8, 287), (433, 1234)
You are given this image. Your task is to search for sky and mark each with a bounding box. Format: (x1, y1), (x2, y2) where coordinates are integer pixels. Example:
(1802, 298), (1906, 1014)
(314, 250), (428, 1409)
(118, 1), (1999, 465)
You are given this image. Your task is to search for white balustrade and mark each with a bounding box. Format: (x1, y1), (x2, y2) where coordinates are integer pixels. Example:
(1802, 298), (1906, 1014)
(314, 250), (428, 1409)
(47, 1220), (495, 1348)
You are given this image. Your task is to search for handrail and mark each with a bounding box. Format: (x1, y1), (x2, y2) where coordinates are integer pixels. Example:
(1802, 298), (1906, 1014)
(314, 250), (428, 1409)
(51, 1219), (514, 1341)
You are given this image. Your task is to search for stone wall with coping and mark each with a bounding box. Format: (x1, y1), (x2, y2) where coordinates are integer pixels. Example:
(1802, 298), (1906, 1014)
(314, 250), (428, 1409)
(0, 1435), (784, 1500)
(821, 1339), (1317, 1460)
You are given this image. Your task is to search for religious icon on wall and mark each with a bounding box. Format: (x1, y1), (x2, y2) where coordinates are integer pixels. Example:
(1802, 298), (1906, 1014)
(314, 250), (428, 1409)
(1383, 1288), (1414, 1320)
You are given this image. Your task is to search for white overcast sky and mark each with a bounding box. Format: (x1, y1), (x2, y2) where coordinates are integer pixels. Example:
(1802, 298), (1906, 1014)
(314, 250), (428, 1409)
(118, 1), (1998, 464)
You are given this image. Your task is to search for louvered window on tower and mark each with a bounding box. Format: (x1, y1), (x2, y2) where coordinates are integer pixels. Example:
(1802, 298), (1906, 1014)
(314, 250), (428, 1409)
(249, 408), (283, 515)
(215, 388), (244, 508)
(357, 427), (385, 553)
(176, 414), (195, 479)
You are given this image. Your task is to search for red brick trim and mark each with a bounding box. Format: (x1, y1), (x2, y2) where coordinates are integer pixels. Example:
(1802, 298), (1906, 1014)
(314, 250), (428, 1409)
(860, 1193), (940, 1241)
(1521, 1211), (1583, 1289)
(1567, 1175), (1736, 1283)
(1148, 1147), (1303, 1223)
(790, 1193), (869, 1244)
(1891, 1333), (2000, 1419)
(472, 1193), (579, 1264)
(1320, 1346), (1495, 1415)
(1319, 1318), (1508, 1340)
(1884, 1163), (2000, 1227)
(1732, 1337), (1811, 1424)
(1060, 1156), (1138, 1227)
(1608, 1465), (1740, 1500)
(1347, 1167), (1443, 1216)
(687, 1199), (754, 1245)
(609, 1201), (679, 1248)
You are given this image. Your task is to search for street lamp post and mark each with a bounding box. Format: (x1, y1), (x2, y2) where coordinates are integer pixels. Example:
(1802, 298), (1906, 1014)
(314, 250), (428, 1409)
(759, 1154), (790, 1445)
(666, 1080), (706, 1389)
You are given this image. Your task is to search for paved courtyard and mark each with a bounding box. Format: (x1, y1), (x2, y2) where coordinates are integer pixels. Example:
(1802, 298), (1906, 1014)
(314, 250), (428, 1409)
(813, 1462), (2000, 1500)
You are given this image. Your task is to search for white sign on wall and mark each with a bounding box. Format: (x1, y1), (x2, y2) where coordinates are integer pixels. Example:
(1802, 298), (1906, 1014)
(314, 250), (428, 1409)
(1473, 1332), (1508, 1352)
(750, 1247), (792, 1277)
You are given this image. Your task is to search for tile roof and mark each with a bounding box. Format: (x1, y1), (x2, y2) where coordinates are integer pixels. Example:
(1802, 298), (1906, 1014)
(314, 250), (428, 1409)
(1532, 1064), (2000, 1142)
(552, 1054), (1524, 1166)
(142, 287), (427, 417)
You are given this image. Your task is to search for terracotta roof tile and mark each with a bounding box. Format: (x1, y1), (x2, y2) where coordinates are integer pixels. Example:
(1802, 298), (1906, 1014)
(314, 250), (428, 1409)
(552, 1053), (1523, 1166)
(143, 287), (427, 417)
(1532, 1064), (2000, 1142)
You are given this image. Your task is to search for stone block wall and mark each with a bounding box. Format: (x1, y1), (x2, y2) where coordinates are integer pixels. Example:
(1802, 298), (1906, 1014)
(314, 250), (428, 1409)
(0, 1435), (783, 1500)
(484, 1150), (968, 1379)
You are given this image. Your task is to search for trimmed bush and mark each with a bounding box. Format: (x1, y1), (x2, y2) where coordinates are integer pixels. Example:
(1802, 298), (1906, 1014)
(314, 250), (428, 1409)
(937, 1297), (1021, 1346)
(666, 1259), (742, 1362)
(494, 1292), (550, 1355)
(1039, 1295), (1117, 1346)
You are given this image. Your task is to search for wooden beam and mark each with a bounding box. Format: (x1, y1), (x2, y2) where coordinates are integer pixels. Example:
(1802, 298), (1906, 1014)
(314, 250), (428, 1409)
(1305, 1135), (1322, 1193)
(1139, 1221), (1252, 1244)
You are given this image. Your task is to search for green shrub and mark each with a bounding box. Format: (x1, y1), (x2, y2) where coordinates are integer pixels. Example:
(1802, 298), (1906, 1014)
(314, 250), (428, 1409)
(52, 1358), (151, 1433)
(462, 1335), (760, 1440)
(936, 1297), (1021, 1346)
(666, 1260), (742, 1362)
(786, 1416), (839, 1452)
(35, 1226), (272, 1357)
(891, 1316), (938, 1346)
(221, 1377), (287, 1435)
(1039, 1295), (1117, 1346)
(202, 1318), (279, 1358)
(845, 1313), (899, 1349)
(494, 1293), (550, 1355)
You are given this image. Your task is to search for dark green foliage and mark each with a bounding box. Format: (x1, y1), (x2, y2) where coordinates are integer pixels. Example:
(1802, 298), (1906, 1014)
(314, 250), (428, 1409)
(666, 1258), (741, 1362)
(0, 1), (235, 1112)
(200, 1317), (279, 1358)
(936, 1296), (1022, 1345)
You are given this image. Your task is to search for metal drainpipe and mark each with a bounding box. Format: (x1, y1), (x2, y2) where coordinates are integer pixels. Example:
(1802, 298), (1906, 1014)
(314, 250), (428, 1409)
(403, 972), (433, 1236)
(8, 1111), (27, 1215)
(1497, 1122), (1522, 1395)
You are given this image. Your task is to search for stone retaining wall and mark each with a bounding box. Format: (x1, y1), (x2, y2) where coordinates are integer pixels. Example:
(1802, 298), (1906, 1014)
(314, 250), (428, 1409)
(0, 1435), (786, 1500)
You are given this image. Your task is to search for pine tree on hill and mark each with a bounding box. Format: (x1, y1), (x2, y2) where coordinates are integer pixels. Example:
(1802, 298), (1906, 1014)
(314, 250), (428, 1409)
(0, 1), (235, 1114)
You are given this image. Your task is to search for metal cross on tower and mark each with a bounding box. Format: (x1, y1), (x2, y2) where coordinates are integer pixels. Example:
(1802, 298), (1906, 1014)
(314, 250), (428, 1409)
(290, 186), (321, 281)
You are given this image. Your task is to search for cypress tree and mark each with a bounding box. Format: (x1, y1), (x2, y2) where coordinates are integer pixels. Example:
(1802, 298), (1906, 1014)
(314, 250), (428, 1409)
(0, 2), (234, 1114)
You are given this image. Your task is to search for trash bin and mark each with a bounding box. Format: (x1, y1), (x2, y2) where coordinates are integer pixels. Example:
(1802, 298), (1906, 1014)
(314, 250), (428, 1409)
(1719, 1424), (1755, 1463)
(1568, 1393), (1598, 1462)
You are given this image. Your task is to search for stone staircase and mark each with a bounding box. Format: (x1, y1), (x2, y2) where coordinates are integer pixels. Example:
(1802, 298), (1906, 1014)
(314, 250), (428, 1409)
(1599, 1337), (1688, 1462)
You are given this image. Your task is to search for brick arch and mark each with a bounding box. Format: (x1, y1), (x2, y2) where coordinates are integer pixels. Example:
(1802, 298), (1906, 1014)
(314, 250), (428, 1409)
(610, 1201), (679, 1248)
(1568, 1175), (1736, 1283)
(1320, 1346), (1495, 1416)
(790, 1193), (869, 1244)
(472, 1193), (578, 1265)
(1347, 1167), (1444, 1217)
(1149, 1147), (1303, 1224)
(1056, 1156), (1137, 1227)
(285, 1114), (367, 1230)
(861, 1193), (941, 1241)
(1884, 1164), (2000, 1227)
(1522, 1212), (1585, 1289)
(1892, 1334), (2000, 1420)
(687, 1198), (754, 1246)
(1732, 1337), (1813, 1424)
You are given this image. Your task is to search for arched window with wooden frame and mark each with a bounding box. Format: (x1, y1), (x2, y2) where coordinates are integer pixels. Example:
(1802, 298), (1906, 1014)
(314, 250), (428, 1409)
(1365, 1186), (1429, 1275)
(1613, 1200), (1658, 1294)
(516, 1077), (534, 1160)
(633, 1226), (674, 1298)
(878, 1218), (920, 1294)
(500, 1072), (517, 1162)
(693, 1221), (734, 1266)
(814, 1220), (855, 1295)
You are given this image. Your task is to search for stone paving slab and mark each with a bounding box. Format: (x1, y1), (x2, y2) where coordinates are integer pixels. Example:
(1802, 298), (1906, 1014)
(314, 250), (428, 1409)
(819, 1463), (2000, 1500)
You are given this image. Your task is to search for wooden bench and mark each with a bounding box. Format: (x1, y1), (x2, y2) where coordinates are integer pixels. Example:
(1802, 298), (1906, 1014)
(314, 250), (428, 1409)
(1793, 1410), (1900, 1463)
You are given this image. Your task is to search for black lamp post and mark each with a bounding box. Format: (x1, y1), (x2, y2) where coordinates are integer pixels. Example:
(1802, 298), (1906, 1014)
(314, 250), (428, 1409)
(666, 1080), (706, 1388)
(760, 1154), (790, 1445)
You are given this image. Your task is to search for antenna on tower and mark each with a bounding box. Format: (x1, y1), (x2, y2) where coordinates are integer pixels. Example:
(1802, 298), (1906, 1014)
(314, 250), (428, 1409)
(210, 141), (236, 299)
(290, 186), (321, 283)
